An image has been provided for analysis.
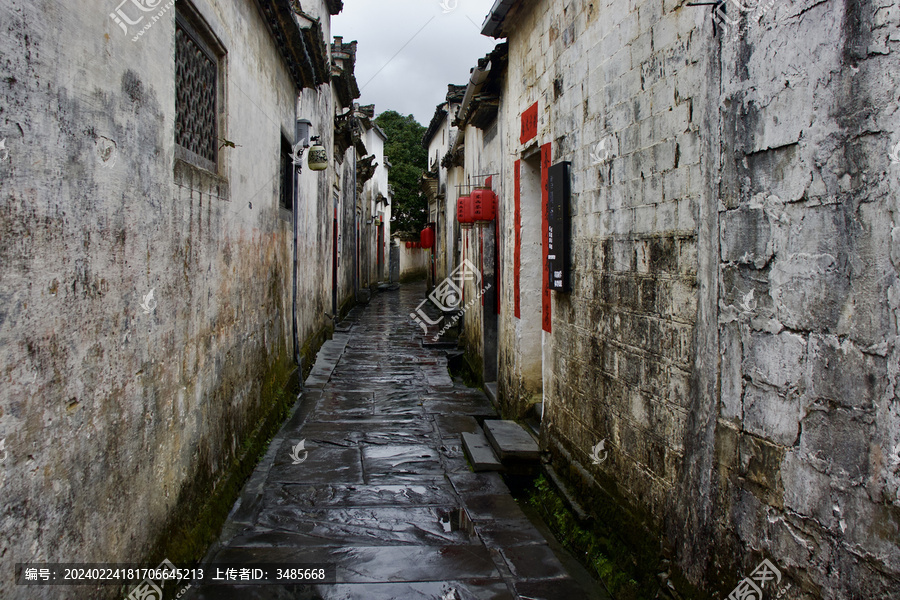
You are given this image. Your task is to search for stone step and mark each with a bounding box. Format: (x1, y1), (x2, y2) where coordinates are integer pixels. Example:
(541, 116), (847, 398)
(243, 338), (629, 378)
(484, 382), (498, 407)
(461, 431), (504, 472)
(483, 420), (540, 461)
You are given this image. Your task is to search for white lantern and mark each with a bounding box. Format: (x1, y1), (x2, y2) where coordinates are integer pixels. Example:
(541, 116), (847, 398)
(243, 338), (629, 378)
(307, 136), (328, 171)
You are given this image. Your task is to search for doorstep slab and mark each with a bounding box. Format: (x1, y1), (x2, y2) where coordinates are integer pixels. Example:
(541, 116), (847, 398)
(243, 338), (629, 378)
(461, 431), (504, 472)
(483, 420), (540, 461)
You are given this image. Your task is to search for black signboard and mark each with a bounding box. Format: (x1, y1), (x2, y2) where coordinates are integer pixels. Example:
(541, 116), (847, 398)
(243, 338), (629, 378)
(547, 161), (571, 292)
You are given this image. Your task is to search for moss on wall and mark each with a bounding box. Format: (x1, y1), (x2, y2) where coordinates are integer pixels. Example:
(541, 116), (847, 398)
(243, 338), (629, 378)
(145, 358), (300, 569)
(140, 324), (329, 575)
(337, 295), (356, 321)
(399, 271), (427, 283)
(463, 346), (485, 389)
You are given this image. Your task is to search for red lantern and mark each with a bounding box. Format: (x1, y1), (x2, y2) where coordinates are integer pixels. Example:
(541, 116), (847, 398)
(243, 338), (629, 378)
(457, 195), (474, 227)
(406, 241), (412, 249)
(420, 226), (435, 249)
(472, 188), (497, 222)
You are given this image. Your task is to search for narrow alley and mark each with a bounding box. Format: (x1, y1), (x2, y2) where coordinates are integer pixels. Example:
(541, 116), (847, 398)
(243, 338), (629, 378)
(188, 283), (603, 600)
(3, 0), (899, 598)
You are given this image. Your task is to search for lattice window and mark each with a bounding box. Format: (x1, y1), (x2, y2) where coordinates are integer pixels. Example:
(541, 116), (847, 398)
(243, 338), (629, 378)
(175, 12), (218, 171)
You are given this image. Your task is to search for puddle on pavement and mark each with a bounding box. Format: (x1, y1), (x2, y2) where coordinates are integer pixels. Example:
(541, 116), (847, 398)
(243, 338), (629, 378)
(437, 507), (474, 538)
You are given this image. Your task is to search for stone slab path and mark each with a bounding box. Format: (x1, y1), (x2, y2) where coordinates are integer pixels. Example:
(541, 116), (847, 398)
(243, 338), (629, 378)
(187, 283), (602, 600)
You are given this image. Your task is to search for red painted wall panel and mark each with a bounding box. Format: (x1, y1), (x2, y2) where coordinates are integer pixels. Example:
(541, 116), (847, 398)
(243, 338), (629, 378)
(520, 102), (538, 144)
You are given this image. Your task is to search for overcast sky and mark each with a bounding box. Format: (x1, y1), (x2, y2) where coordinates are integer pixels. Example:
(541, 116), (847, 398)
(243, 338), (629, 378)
(332, 0), (501, 126)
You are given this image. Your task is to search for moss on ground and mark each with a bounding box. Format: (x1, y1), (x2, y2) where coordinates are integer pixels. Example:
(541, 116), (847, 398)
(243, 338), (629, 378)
(526, 474), (662, 600)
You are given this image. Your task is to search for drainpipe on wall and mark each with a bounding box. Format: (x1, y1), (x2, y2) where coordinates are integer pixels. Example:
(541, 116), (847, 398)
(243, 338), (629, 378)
(293, 102), (303, 370)
(459, 63), (491, 121)
(353, 159), (359, 297)
(449, 64), (491, 161)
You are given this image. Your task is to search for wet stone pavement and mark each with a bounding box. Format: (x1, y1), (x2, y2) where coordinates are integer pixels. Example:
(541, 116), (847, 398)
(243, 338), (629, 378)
(188, 283), (601, 600)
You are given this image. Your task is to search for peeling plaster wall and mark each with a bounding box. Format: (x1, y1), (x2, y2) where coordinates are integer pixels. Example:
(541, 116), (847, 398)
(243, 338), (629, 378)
(334, 143), (355, 315)
(481, 0), (900, 596)
(0, 0), (337, 597)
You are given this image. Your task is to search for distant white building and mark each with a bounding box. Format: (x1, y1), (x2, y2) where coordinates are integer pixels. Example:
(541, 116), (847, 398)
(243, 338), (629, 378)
(356, 104), (392, 288)
(421, 84), (467, 285)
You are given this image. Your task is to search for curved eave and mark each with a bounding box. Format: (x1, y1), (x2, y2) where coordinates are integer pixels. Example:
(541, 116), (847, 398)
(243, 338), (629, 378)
(256, 0), (330, 90)
(481, 0), (518, 38)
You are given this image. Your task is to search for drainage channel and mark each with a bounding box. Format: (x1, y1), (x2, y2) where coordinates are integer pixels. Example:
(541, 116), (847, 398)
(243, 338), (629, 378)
(504, 473), (612, 600)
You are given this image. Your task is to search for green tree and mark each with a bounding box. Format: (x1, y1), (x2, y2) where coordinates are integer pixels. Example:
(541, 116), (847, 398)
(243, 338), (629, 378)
(375, 111), (427, 236)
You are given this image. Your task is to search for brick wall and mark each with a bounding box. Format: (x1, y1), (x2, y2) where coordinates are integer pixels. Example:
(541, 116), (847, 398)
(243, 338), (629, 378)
(483, 0), (900, 596)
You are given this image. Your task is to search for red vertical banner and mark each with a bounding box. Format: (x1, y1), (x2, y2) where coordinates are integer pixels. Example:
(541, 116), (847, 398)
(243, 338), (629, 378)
(378, 223), (384, 266)
(514, 160), (521, 319)
(496, 203), (501, 316)
(479, 228), (484, 307)
(464, 232), (469, 307)
(492, 175), (500, 315)
(520, 102), (538, 144)
(541, 143), (552, 333)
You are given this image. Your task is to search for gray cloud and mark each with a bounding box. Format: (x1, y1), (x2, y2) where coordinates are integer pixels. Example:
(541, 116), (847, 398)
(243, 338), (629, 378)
(332, 0), (500, 125)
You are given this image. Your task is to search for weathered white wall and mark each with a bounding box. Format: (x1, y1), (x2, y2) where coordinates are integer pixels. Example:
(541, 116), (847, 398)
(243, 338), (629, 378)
(370, 126), (391, 280)
(712, 0), (900, 596)
(425, 102), (461, 284)
(335, 143), (356, 316)
(359, 122), (389, 287)
(398, 243), (429, 281)
(0, 0), (339, 597)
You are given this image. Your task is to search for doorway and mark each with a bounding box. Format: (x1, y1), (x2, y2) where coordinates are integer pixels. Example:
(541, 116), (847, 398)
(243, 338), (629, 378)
(516, 152), (543, 414)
